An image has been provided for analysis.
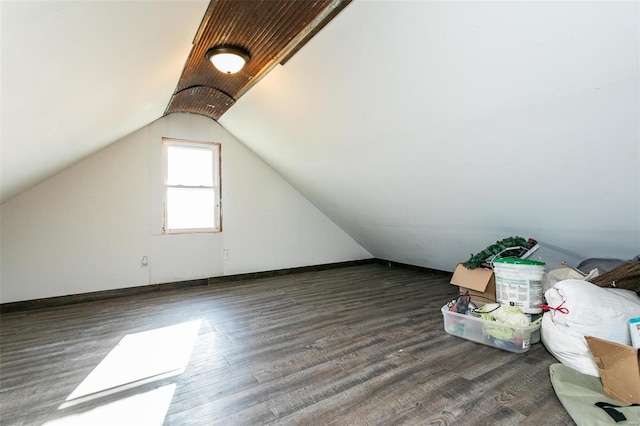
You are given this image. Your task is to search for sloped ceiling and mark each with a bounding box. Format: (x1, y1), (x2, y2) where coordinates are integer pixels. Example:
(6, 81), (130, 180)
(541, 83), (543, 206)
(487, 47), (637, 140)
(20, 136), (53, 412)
(1, 1), (639, 272)
(165, 0), (351, 120)
(219, 1), (640, 270)
(0, 0), (350, 204)
(0, 0), (209, 203)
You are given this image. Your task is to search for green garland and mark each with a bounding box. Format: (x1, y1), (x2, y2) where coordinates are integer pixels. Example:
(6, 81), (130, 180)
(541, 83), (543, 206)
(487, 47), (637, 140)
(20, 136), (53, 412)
(463, 236), (529, 269)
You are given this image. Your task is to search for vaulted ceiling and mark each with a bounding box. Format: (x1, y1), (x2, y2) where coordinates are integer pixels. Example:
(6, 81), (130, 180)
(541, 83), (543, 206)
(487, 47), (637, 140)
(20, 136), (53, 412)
(2, 1), (639, 268)
(1, 1), (208, 203)
(218, 1), (640, 266)
(0, 0), (350, 203)
(165, 0), (350, 120)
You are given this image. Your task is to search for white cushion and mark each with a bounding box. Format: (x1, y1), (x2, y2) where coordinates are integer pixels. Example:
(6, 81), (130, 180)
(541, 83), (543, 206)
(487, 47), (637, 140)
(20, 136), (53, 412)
(544, 279), (640, 345)
(541, 312), (599, 377)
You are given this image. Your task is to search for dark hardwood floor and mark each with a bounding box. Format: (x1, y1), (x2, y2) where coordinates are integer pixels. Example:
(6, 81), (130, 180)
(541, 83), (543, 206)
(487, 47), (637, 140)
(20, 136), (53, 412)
(0, 263), (574, 425)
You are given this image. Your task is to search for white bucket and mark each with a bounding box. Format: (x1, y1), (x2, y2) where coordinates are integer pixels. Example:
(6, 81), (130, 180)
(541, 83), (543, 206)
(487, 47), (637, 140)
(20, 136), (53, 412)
(493, 258), (545, 314)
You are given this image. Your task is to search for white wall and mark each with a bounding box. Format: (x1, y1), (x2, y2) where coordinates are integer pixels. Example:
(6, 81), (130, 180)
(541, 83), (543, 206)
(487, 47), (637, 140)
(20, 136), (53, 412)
(0, 113), (371, 303)
(0, 0), (210, 203)
(221, 1), (640, 271)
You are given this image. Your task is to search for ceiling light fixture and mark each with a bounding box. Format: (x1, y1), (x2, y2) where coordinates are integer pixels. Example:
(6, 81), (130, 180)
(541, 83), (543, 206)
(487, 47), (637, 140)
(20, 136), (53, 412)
(206, 46), (250, 74)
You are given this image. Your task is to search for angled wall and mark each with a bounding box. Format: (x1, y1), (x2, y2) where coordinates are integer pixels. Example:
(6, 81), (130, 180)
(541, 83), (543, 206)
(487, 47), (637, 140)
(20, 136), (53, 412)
(221, 1), (640, 270)
(0, 113), (371, 303)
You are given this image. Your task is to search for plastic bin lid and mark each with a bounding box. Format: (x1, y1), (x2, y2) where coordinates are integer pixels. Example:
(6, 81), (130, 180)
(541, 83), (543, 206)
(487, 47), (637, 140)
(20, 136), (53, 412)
(493, 257), (545, 266)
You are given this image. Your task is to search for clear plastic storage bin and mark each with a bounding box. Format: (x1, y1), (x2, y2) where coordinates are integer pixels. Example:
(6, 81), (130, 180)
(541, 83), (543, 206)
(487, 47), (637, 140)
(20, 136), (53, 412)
(441, 304), (541, 353)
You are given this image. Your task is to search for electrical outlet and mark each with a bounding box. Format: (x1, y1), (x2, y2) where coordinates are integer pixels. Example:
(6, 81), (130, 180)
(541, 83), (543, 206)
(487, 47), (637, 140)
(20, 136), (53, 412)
(223, 249), (230, 260)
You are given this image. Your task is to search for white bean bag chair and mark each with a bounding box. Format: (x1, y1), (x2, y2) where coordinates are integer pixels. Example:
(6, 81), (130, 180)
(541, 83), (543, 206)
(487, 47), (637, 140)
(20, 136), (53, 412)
(541, 312), (600, 376)
(541, 279), (640, 377)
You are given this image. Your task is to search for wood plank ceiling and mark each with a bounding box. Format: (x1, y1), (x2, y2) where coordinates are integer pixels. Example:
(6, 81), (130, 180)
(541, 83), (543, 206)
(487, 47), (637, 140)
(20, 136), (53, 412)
(164, 0), (351, 120)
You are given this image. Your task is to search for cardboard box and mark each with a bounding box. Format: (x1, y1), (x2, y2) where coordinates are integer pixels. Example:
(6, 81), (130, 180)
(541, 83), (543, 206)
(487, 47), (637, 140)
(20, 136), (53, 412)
(586, 336), (640, 404)
(450, 263), (496, 304)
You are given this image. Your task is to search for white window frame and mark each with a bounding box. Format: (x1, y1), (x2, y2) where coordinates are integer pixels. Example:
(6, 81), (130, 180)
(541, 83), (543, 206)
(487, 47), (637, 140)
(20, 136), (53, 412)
(162, 137), (221, 234)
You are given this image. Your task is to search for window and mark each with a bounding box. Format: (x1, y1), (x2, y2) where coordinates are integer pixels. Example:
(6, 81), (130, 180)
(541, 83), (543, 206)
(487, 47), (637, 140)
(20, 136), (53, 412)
(162, 138), (221, 234)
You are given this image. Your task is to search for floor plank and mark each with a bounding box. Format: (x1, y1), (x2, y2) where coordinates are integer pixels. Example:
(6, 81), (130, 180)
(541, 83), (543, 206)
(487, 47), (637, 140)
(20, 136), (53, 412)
(0, 263), (574, 425)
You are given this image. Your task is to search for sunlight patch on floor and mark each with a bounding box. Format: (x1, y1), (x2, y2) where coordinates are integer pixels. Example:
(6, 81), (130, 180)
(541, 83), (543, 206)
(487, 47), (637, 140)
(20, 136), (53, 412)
(49, 319), (202, 424)
(64, 319), (201, 404)
(44, 384), (176, 426)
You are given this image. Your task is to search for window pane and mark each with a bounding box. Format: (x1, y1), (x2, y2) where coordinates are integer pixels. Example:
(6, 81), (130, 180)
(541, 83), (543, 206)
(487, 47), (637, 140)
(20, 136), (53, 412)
(166, 187), (216, 230)
(167, 146), (213, 186)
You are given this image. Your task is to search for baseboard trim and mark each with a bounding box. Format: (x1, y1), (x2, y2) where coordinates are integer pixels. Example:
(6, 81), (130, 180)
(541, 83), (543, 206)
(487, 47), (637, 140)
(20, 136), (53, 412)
(373, 258), (451, 276)
(206, 258), (379, 285)
(0, 258), (384, 313)
(0, 278), (200, 314)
